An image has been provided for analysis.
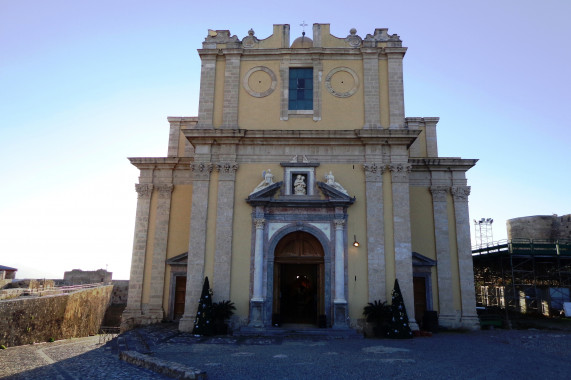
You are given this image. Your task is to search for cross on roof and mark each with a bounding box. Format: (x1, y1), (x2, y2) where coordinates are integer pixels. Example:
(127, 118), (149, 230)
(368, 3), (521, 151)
(300, 21), (308, 35)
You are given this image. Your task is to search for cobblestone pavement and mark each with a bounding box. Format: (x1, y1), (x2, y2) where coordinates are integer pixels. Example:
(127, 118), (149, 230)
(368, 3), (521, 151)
(0, 335), (170, 379)
(2, 326), (571, 379)
(150, 329), (571, 380)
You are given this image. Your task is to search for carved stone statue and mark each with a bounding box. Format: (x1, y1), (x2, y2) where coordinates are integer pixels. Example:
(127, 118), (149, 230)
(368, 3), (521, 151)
(324, 171), (348, 195)
(250, 169), (274, 194)
(294, 175), (306, 195)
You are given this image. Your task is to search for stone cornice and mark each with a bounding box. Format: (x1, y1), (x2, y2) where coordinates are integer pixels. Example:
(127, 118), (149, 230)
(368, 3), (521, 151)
(197, 47), (408, 61)
(128, 157), (191, 170)
(183, 129), (419, 147)
(409, 158), (478, 171)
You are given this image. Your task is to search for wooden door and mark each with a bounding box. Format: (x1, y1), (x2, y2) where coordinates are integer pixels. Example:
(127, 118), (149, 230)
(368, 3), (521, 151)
(413, 276), (427, 327)
(173, 276), (186, 319)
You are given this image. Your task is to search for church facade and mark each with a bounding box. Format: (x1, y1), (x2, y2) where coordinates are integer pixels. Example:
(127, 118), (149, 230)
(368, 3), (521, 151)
(123, 24), (479, 332)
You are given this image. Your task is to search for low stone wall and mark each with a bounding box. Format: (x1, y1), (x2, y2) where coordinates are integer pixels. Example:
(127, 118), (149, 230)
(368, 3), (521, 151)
(0, 285), (113, 347)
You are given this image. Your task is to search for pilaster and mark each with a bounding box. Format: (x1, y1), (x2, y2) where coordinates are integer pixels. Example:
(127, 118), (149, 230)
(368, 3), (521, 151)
(197, 55), (217, 128)
(179, 162), (214, 332)
(363, 163), (386, 302)
(451, 186), (480, 329)
(361, 49), (381, 129)
(222, 54), (241, 129)
(213, 162), (238, 300)
(249, 217), (265, 327)
(147, 183), (174, 322)
(386, 51), (405, 129)
(389, 163), (418, 330)
(333, 218), (348, 328)
(430, 186), (456, 327)
(123, 183), (153, 325)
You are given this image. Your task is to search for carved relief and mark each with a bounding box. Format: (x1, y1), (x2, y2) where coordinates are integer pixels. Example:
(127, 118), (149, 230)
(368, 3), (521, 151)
(243, 66), (277, 98)
(156, 184), (174, 198)
(389, 163), (412, 182)
(325, 67), (360, 98)
(250, 169), (274, 195)
(345, 28), (362, 47)
(363, 28), (402, 43)
(216, 162), (239, 180)
(324, 171), (348, 195)
(135, 184), (153, 199)
(203, 30), (240, 47)
(363, 162), (386, 182)
(333, 219), (345, 229)
(190, 162), (214, 180)
(430, 186), (448, 202)
(451, 186), (471, 202)
(241, 29), (259, 48)
(254, 218), (265, 229)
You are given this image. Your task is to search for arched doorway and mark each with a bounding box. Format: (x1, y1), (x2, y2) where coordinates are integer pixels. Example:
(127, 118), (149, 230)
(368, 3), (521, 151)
(273, 231), (324, 326)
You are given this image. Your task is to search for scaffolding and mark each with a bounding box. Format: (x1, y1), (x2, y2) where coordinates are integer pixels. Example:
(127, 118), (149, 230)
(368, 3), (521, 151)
(472, 238), (571, 315)
(473, 218), (494, 247)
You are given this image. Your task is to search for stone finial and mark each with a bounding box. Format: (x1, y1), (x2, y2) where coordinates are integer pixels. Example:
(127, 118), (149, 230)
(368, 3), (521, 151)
(242, 28), (259, 48)
(248, 28), (255, 36)
(346, 28), (362, 47)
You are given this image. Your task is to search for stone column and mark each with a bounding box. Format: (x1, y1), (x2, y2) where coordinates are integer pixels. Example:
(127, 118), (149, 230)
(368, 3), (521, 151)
(361, 50), (381, 129)
(389, 163), (418, 330)
(451, 186), (480, 329)
(179, 162), (213, 332)
(430, 186), (456, 327)
(386, 51), (405, 129)
(123, 184), (153, 324)
(222, 54), (241, 129)
(147, 183), (174, 322)
(213, 162), (238, 300)
(333, 218), (348, 328)
(249, 218), (265, 327)
(197, 55), (217, 128)
(363, 163), (386, 302)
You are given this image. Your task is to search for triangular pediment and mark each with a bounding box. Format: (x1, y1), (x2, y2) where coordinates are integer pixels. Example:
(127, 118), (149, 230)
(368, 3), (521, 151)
(246, 181), (283, 201)
(412, 252), (436, 266)
(166, 252), (188, 265)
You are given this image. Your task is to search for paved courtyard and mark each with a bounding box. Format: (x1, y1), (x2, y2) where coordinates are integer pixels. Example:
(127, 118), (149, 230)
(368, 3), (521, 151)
(1, 325), (571, 379)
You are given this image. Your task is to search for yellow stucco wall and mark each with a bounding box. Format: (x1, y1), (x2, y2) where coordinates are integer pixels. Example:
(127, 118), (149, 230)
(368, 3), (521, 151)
(213, 58), (226, 128)
(410, 187), (436, 260)
(162, 184), (193, 312)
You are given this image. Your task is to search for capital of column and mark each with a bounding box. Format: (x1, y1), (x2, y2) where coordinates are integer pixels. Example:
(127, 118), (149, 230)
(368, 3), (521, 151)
(156, 183), (174, 198)
(389, 163), (412, 183)
(135, 184), (153, 199)
(451, 186), (471, 202)
(190, 162), (214, 180)
(333, 219), (345, 230)
(216, 161), (239, 180)
(363, 162), (386, 182)
(254, 218), (265, 229)
(430, 186), (449, 202)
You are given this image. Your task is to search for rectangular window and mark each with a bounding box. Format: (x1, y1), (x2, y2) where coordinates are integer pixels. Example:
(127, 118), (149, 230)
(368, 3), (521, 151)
(288, 68), (313, 110)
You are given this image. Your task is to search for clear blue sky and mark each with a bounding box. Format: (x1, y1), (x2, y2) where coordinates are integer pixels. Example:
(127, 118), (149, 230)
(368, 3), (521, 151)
(1, 0), (569, 279)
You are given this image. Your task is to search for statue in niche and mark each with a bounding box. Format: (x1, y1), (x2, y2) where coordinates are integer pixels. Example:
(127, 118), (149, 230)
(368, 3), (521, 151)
(294, 175), (306, 195)
(324, 171), (348, 195)
(250, 169), (274, 194)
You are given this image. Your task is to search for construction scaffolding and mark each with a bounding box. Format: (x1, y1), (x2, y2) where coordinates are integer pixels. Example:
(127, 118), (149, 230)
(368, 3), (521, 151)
(472, 238), (571, 315)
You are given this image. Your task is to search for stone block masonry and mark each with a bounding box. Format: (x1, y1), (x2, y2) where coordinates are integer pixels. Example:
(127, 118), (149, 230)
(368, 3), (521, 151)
(0, 285), (113, 347)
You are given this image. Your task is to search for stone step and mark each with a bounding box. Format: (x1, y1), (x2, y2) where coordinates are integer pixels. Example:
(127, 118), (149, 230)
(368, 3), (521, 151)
(234, 326), (362, 339)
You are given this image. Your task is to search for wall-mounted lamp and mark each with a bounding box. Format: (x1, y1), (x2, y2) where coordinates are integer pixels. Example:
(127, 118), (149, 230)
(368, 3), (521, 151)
(353, 235), (360, 247)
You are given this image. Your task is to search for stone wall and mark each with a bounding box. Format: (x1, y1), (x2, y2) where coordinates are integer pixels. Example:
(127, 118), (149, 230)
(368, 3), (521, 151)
(0, 285), (112, 347)
(64, 269), (112, 285)
(507, 214), (571, 241)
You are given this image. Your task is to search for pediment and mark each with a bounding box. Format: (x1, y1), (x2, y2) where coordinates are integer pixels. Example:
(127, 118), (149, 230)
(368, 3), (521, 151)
(412, 252), (436, 266)
(246, 181), (283, 200)
(166, 252), (188, 265)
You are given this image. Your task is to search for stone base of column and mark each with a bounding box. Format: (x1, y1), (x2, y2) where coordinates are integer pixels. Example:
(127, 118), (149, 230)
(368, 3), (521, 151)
(249, 300), (264, 327)
(178, 315), (195, 332)
(332, 301), (348, 329)
(146, 308), (165, 323)
(460, 314), (481, 330)
(438, 313), (461, 329)
(120, 307), (141, 332)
